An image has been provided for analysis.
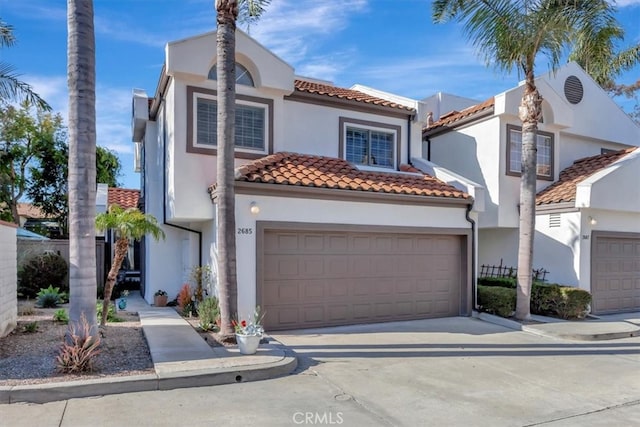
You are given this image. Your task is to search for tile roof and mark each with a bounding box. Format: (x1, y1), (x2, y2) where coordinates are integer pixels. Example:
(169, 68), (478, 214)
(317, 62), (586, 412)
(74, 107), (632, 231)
(17, 203), (48, 219)
(108, 188), (140, 209)
(425, 97), (495, 131)
(536, 148), (636, 205)
(294, 80), (415, 112)
(227, 152), (470, 200)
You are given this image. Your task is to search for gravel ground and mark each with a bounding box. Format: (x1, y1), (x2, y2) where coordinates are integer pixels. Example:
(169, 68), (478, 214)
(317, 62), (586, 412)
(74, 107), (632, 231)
(0, 304), (154, 386)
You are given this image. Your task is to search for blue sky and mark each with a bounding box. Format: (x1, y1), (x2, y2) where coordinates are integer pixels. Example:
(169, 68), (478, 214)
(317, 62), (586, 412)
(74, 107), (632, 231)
(2, 0), (639, 190)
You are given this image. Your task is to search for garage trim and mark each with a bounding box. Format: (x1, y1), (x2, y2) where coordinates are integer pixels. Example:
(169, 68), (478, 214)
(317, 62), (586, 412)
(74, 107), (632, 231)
(256, 221), (473, 328)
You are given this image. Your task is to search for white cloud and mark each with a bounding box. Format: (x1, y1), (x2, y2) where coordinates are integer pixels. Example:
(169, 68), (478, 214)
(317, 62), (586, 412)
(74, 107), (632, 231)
(249, 0), (368, 64)
(614, 0), (640, 7)
(25, 75), (134, 155)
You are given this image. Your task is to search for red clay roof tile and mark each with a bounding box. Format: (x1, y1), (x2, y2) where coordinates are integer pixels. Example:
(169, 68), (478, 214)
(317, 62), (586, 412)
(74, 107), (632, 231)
(107, 188), (140, 209)
(294, 80), (414, 113)
(225, 153), (470, 200)
(425, 97), (495, 132)
(536, 148), (636, 205)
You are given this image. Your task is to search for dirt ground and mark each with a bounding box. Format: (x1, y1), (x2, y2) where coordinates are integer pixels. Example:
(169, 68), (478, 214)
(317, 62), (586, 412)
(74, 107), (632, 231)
(0, 302), (154, 386)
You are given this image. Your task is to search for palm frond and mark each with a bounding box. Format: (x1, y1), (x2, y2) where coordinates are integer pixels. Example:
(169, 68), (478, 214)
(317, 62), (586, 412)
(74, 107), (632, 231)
(0, 63), (51, 110)
(238, 0), (271, 25)
(0, 20), (15, 48)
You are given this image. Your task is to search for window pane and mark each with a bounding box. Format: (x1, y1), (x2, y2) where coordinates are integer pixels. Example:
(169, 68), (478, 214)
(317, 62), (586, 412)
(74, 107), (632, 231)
(235, 105), (264, 150)
(207, 63), (254, 87)
(346, 128), (369, 165)
(370, 131), (394, 167)
(197, 98), (217, 146)
(509, 129), (522, 173)
(536, 134), (551, 177)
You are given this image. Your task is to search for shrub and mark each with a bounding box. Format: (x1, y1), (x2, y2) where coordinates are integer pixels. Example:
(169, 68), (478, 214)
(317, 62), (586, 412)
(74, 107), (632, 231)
(198, 296), (220, 331)
(18, 253), (68, 298)
(530, 283), (562, 315)
(478, 285), (516, 317)
(477, 277), (516, 288)
(96, 301), (123, 323)
(56, 315), (101, 373)
(53, 309), (69, 324)
(18, 301), (35, 316)
(23, 321), (39, 333)
(555, 287), (591, 319)
(36, 285), (68, 308)
(177, 284), (195, 316)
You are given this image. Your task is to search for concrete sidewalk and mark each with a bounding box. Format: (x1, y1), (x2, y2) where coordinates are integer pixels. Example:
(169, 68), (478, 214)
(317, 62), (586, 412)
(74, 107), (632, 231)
(0, 294), (297, 405)
(476, 310), (640, 340)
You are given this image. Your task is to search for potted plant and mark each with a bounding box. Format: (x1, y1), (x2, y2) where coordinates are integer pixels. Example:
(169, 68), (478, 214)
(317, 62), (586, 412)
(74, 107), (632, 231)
(116, 289), (129, 311)
(233, 307), (265, 355)
(154, 290), (168, 307)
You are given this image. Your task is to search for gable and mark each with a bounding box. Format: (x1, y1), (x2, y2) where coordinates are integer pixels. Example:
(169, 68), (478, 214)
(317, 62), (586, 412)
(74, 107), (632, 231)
(166, 29), (294, 93)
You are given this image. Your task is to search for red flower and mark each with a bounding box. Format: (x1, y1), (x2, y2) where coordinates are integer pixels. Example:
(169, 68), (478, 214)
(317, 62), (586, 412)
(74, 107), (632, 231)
(241, 320), (247, 327)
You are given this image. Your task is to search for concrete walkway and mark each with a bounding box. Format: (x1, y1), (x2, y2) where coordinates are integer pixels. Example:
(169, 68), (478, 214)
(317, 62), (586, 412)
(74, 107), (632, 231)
(0, 294), (297, 405)
(476, 310), (640, 340)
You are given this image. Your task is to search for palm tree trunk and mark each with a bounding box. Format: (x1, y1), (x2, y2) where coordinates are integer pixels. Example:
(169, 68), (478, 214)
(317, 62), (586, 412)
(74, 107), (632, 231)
(515, 70), (542, 321)
(216, 0), (239, 342)
(101, 237), (128, 326)
(67, 0), (97, 335)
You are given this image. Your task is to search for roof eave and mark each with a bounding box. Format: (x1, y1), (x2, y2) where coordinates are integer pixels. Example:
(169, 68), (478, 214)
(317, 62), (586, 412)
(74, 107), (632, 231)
(286, 90), (416, 119)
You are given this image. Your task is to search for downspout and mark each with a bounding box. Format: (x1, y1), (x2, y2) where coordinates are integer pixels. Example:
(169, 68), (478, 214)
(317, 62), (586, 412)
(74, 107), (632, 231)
(465, 203), (477, 311)
(160, 99), (203, 267)
(407, 114), (412, 164)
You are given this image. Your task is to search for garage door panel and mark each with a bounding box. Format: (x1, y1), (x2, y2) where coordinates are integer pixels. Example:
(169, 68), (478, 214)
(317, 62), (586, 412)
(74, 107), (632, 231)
(262, 230), (463, 330)
(592, 234), (640, 314)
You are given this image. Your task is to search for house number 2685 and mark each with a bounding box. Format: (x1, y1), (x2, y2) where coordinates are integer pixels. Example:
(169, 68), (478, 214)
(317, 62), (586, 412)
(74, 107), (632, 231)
(237, 228), (253, 235)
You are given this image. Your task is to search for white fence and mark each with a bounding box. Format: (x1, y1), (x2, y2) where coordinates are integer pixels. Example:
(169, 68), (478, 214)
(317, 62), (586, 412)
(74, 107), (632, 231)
(0, 220), (17, 337)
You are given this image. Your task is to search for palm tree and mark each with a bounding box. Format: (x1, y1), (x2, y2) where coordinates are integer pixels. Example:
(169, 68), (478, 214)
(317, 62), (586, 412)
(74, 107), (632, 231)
(96, 205), (165, 326)
(0, 20), (50, 110)
(433, 0), (622, 320)
(67, 0), (97, 332)
(215, 0), (269, 341)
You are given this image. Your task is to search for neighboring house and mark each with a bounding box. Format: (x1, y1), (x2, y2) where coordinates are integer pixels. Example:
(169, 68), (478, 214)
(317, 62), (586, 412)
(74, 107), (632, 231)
(132, 30), (480, 330)
(423, 62), (640, 314)
(17, 203), (62, 237)
(96, 184), (142, 290)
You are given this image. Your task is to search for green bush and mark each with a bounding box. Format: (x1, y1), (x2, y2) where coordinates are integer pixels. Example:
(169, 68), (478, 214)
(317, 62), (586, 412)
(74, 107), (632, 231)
(36, 285), (68, 308)
(530, 283), (562, 315)
(197, 296), (220, 331)
(477, 277), (516, 288)
(18, 253), (68, 298)
(478, 285), (516, 317)
(53, 308), (69, 324)
(554, 287), (591, 319)
(96, 301), (123, 323)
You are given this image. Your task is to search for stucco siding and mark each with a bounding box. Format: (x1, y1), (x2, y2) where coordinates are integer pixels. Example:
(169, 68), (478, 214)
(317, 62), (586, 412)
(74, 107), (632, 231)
(429, 117), (500, 228)
(230, 194), (472, 318)
(534, 211), (581, 286)
(0, 221), (17, 337)
(478, 228), (519, 270)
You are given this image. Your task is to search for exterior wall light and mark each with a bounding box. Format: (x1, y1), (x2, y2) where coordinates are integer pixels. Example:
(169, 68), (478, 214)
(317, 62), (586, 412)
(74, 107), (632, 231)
(250, 202), (260, 215)
(589, 216), (597, 226)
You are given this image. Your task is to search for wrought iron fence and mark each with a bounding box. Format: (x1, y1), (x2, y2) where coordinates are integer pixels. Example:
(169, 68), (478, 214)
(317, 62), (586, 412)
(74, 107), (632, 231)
(479, 259), (548, 282)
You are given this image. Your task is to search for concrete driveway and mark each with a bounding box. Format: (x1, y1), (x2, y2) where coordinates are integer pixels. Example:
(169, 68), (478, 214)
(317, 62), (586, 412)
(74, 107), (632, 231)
(272, 317), (640, 426)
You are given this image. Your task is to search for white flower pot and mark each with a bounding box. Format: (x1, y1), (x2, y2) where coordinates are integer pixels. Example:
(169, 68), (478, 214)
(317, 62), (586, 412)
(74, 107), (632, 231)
(236, 333), (261, 355)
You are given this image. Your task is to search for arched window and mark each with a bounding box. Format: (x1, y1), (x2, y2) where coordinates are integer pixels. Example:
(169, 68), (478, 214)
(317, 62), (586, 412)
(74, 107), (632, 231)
(207, 62), (255, 87)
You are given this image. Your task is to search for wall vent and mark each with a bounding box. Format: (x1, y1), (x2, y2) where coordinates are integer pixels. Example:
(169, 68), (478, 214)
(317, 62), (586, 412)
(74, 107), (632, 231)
(564, 76), (583, 104)
(549, 213), (561, 228)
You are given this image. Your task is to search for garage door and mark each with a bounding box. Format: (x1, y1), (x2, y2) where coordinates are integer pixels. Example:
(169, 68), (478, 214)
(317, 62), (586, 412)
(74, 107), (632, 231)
(260, 229), (464, 330)
(592, 233), (640, 314)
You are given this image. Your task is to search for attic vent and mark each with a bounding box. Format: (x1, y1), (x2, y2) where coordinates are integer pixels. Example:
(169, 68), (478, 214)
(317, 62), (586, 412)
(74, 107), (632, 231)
(549, 213), (561, 228)
(564, 75), (583, 104)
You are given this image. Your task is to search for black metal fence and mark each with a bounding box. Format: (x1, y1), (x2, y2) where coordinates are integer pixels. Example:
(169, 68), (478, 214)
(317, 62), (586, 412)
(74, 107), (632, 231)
(480, 259), (549, 282)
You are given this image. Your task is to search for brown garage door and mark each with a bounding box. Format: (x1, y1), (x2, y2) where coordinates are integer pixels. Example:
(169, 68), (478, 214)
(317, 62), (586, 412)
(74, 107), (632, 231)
(592, 233), (640, 314)
(259, 229), (464, 330)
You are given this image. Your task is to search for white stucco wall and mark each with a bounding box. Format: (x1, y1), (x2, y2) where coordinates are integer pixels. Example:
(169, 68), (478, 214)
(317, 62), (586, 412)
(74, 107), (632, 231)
(0, 220), (17, 337)
(534, 211), (582, 286)
(229, 193), (473, 318)
(429, 116), (501, 228)
(478, 228), (519, 270)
